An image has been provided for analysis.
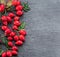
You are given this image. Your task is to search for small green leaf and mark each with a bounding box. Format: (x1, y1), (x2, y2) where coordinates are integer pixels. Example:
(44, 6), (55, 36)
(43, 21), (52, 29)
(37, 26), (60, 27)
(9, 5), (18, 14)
(22, 2), (30, 12)
(0, 49), (3, 55)
(2, 37), (9, 48)
(19, 22), (26, 30)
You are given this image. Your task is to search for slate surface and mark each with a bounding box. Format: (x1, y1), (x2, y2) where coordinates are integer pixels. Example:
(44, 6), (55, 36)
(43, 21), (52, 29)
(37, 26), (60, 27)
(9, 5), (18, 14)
(16, 0), (60, 57)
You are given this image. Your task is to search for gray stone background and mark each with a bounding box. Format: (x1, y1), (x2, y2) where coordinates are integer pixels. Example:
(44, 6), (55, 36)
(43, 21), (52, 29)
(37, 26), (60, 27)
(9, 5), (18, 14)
(19, 0), (60, 57)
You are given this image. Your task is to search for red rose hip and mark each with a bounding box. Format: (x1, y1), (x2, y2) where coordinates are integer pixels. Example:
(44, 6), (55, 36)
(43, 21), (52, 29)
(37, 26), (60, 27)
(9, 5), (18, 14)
(8, 13), (15, 17)
(12, 50), (18, 55)
(8, 41), (13, 47)
(14, 21), (21, 26)
(14, 35), (19, 41)
(16, 11), (23, 16)
(6, 51), (12, 57)
(1, 26), (8, 31)
(14, 16), (20, 21)
(7, 36), (13, 41)
(12, 25), (18, 30)
(2, 52), (6, 57)
(19, 35), (25, 41)
(5, 28), (11, 34)
(16, 5), (23, 11)
(15, 40), (23, 46)
(12, 46), (18, 51)
(19, 29), (26, 36)
(10, 32), (15, 37)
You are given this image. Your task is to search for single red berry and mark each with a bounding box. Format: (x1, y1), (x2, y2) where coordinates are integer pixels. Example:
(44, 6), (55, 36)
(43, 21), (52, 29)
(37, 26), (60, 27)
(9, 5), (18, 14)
(0, 7), (2, 12)
(2, 52), (6, 57)
(12, 25), (18, 30)
(12, 50), (18, 55)
(6, 50), (12, 57)
(8, 13), (15, 18)
(8, 41), (13, 47)
(1, 26), (8, 31)
(12, 46), (18, 51)
(14, 35), (19, 41)
(2, 21), (8, 25)
(0, 4), (5, 12)
(7, 36), (13, 41)
(16, 5), (23, 11)
(1, 16), (7, 21)
(15, 40), (23, 46)
(19, 29), (26, 36)
(16, 1), (21, 5)
(12, 0), (21, 6)
(10, 32), (15, 37)
(5, 28), (11, 34)
(16, 10), (23, 16)
(19, 35), (25, 41)
(14, 21), (21, 26)
(7, 16), (12, 22)
(12, 0), (18, 6)
(14, 16), (20, 21)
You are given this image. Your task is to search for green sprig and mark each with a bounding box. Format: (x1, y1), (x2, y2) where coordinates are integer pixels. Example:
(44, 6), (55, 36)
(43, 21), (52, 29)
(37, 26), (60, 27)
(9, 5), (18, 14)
(0, 49), (3, 55)
(22, 2), (30, 12)
(18, 22), (26, 30)
(1, 37), (9, 48)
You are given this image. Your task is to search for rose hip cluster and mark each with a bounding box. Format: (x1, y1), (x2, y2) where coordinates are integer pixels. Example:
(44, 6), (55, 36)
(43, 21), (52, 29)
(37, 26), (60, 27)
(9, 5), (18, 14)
(1, 0), (26, 57)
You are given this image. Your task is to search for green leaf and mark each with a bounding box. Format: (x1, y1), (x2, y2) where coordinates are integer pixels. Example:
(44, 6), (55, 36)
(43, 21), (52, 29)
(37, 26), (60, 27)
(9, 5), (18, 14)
(22, 2), (30, 12)
(18, 22), (26, 30)
(0, 49), (3, 55)
(2, 37), (9, 48)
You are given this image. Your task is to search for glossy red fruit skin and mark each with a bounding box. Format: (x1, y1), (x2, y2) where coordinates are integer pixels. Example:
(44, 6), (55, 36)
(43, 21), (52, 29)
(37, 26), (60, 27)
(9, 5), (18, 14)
(16, 5), (23, 11)
(14, 35), (19, 41)
(12, 0), (21, 6)
(2, 21), (8, 25)
(7, 36), (13, 41)
(12, 50), (18, 55)
(7, 16), (12, 22)
(8, 41), (13, 47)
(12, 25), (18, 30)
(17, 1), (21, 5)
(1, 26), (7, 31)
(19, 35), (25, 41)
(16, 11), (23, 16)
(14, 21), (21, 26)
(5, 28), (11, 34)
(19, 29), (26, 36)
(1, 16), (7, 21)
(12, 1), (18, 6)
(8, 13), (15, 18)
(0, 4), (5, 12)
(12, 46), (18, 51)
(14, 16), (20, 21)
(15, 40), (23, 46)
(6, 51), (12, 57)
(0, 7), (2, 12)
(2, 52), (6, 57)
(10, 32), (15, 37)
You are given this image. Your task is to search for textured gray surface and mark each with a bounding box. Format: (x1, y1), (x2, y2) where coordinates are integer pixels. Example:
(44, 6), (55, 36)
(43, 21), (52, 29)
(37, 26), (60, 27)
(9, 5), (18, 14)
(18, 0), (60, 57)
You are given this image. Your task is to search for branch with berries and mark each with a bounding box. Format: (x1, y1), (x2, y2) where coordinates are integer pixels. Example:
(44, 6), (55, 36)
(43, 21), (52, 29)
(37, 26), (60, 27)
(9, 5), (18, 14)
(0, 0), (30, 57)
